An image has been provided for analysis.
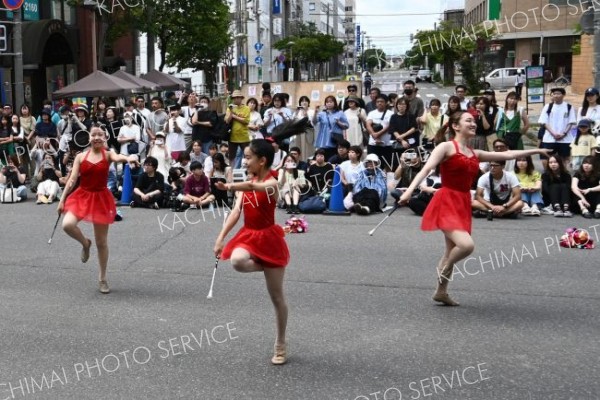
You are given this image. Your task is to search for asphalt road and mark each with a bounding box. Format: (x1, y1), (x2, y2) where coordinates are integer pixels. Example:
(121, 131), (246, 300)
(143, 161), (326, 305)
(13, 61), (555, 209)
(1, 201), (599, 400)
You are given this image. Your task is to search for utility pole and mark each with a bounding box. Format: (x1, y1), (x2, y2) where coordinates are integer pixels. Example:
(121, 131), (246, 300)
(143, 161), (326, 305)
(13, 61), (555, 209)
(326, 4), (330, 35)
(13, 8), (24, 108)
(255, 0), (262, 83)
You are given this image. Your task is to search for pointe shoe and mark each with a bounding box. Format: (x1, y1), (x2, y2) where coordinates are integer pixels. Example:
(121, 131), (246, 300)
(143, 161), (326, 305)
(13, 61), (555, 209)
(99, 280), (110, 294)
(81, 239), (92, 263)
(432, 293), (460, 306)
(271, 343), (287, 365)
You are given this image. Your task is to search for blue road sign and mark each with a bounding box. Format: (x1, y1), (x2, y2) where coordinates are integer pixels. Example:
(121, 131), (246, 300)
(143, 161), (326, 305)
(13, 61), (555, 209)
(238, 56), (247, 65)
(278, 62), (285, 70)
(254, 42), (264, 52)
(255, 56), (263, 65)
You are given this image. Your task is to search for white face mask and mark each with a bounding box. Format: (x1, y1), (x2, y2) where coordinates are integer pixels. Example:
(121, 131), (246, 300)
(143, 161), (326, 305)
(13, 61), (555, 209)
(155, 139), (164, 145)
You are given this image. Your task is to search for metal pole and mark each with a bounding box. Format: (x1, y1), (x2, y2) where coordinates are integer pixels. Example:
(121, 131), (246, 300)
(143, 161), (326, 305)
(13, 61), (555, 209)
(538, 33), (543, 66)
(12, 8), (24, 108)
(91, 10), (97, 71)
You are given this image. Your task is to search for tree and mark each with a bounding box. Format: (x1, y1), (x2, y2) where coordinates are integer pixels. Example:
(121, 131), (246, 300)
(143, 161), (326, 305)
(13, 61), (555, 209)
(405, 21), (497, 90)
(358, 49), (388, 71)
(273, 23), (344, 80)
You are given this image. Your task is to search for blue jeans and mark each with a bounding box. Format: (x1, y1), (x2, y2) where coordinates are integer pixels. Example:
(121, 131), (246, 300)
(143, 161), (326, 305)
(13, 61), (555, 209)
(521, 190), (543, 206)
(201, 141), (213, 155)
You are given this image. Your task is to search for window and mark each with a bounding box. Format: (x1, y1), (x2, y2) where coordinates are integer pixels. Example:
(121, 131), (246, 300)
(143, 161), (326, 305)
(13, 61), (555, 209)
(345, 6), (353, 11)
(549, 0), (569, 5)
(309, 2), (315, 11)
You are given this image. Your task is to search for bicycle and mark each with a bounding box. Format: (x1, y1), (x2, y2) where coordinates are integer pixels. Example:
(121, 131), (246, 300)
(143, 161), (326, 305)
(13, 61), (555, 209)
(547, 75), (571, 94)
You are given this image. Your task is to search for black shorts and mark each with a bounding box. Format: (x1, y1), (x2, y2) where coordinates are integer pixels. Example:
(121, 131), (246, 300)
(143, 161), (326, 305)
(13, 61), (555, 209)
(367, 145), (393, 170)
(541, 142), (571, 159)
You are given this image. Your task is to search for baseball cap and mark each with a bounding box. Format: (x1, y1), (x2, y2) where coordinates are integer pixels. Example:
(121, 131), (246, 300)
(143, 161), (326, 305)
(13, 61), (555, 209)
(585, 87), (599, 96)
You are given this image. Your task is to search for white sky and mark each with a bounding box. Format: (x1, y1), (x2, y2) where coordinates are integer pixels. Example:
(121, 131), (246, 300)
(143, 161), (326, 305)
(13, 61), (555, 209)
(355, 0), (465, 55)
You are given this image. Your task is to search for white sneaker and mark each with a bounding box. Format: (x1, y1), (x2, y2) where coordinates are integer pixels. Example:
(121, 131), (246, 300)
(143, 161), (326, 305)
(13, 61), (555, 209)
(530, 205), (541, 216)
(563, 209), (573, 218)
(541, 206), (554, 215)
(521, 204), (532, 215)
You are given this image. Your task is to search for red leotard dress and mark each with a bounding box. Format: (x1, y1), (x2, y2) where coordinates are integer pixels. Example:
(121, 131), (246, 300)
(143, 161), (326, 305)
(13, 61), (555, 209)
(421, 140), (480, 234)
(63, 148), (116, 225)
(221, 178), (290, 268)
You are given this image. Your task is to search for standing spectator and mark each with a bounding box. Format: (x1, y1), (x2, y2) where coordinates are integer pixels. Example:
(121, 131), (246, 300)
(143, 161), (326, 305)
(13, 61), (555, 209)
(538, 87), (576, 169)
(496, 91), (529, 150)
(363, 72), (373, 94)
(267, 137), (287, 171)
(130, 156), (164, 209)
(102, 107), (122, 154)
(182, 161), (215, 208)
(418, 98), (444, 149)
(577, 87), (600, 123)
(365, 87), (381, 113)
(165, 103), (187, 161)
(259, 90), (273, 119)
(469, 96), (494, 151)
(117, 112), (142, 157)
(0, 115), (14, 165)
(312, 95), (348, 161)
(389, 97), (419, 169)
(402, 80), (424, 119)
(514, 69), (525, 99)
(191, 96), (218, 154)
(454, 85), (469, 110)
(342, 84), (365, 111)
(263, 93), (292, 139)
(225, 90), (251, 167)
(133, 95), (150, 130)
(247, 97), (264, 139)
(435, 96), (462, 143)
(146, 96), (167, 142)
(344, 95), (368, 147)
(542, 154), (573, 217)
(36, 100), (61, 125)
(180, 92), (197, 151)
(366, 94), (392, 170)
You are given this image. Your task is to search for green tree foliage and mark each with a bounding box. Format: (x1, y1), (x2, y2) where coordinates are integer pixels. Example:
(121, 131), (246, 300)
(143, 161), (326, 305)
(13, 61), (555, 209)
(273, 22), (344, 80)
(357, 49), (388, 71)
(405, 21), (497, 91)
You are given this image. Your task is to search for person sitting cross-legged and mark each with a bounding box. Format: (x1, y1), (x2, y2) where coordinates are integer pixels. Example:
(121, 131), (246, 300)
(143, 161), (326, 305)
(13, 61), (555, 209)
(182, 161), (215, 209)
(348, 153), (387, 215)
(130, 156), (165, 209)
(472, 160), (524, 219)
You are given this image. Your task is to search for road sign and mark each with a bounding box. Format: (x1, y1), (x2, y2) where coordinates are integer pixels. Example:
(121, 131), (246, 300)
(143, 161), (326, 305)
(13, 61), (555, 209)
(277, 54), (285, 62)
(278, 62), (285, 70)
(254, 42), (263, 52)
(254, 56), (263, 65)
(3, 0), (24, 10)
(238, 56), (247, 65)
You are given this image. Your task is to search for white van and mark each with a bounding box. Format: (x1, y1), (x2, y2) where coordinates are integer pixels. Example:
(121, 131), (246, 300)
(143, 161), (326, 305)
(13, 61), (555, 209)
(480, 68), (521, 90)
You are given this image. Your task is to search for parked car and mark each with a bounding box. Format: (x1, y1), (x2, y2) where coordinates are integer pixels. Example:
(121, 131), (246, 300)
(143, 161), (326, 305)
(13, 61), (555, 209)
(480, 68), (521, 89)
(416, 69), (432, 83)
(409, 66), (420, 76)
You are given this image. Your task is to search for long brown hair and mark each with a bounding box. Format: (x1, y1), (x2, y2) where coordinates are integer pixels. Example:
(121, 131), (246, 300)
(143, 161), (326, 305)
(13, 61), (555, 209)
(434, 111), (466, 144)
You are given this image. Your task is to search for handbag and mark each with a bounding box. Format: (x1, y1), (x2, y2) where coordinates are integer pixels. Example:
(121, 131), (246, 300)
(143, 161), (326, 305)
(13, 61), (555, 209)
(1, 182), (20, 203)
(298, 195), (326, 213)
(127, 141), (140, 154)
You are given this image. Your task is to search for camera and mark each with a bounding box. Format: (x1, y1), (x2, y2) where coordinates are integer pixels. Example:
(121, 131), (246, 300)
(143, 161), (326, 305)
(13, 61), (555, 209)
(404, 153), (417, 161)
(43, 161), (53, 169)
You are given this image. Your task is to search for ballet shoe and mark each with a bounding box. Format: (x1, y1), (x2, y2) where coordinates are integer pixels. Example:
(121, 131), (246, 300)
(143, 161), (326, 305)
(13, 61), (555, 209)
(81, 239), (92, 263)
(271, 343), (287, 365)
(99, 280), (110, 294)
(432, 293), (460, 306)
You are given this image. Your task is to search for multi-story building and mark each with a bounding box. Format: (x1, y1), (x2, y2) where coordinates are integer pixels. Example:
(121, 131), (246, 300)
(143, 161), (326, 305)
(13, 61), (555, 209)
(343, 0), (357, 74)
(464, 0), (579, 77)
(0, 1), (135, 111)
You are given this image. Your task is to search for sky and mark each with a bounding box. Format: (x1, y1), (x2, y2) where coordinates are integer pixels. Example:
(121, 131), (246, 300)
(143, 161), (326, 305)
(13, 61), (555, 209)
(355, 0), (465, 56)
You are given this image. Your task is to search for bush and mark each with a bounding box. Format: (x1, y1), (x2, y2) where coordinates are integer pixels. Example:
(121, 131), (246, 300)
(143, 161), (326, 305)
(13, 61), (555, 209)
(432, 71), (441, 82)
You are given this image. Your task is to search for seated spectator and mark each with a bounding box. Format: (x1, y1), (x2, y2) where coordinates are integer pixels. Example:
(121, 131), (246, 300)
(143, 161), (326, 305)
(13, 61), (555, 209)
(278, 154), (307, 214)
(173, 151), (191, 174)
(167, 166), (187, 211)
(473, 160), (523, 219)
(349, 153), (387, 215)
(542, 154), (573, 217)
(268, 137), (287, 170)
(389, 151), (423, 199)
(209, 153), (233, 207)
(339, 145), (364, 195)
(480, 139), (515, 173)
(190, 140), (209, 165)
(35, 154), (62, 204)
(571, 155), (600, 218)
(328, 139), (350, 165)
(407, 165), (441, 216)
(288, 146), (309, 172)
(219, 143), (230, 165)
(514, 156), (542, 216)
(182, 161), (215, 208)
(130, 156), (164, 209)
(0, 155), (28, 201)
(306, 148), (334, 195)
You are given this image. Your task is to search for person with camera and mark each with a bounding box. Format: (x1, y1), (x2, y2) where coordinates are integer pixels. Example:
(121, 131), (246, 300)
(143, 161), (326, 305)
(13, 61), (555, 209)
(27, 110), (59, 176)
(36, 153), (62, 204)
(312, 95), (349, 162)
(0, 155), (28, 201)
(0, 115), (15, 165)
(389, 151), (424, 199)
(191, 96), (218, 154)
(165, 103), (187, 161)
(278, 153), (307, 214)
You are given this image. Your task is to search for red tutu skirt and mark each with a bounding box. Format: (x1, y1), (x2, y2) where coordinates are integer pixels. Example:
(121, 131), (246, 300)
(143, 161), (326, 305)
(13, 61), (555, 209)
(63, 188), (116, 225)
(421, 187), (472, 234)
(222, 225), (290, 268)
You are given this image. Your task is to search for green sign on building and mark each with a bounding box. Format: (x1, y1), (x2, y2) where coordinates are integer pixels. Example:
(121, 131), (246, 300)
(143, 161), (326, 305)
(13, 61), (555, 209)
(7, 0), (39, 21)
(489, 0), (501, 20)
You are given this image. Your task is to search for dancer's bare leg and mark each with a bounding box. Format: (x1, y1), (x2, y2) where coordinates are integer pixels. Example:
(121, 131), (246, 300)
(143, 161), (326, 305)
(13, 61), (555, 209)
(433, 230), (475, 306)
(230, 248), (264, 273)
(62, 212), (92, 261)
(264, 267), (287, 347)
(93, 224), (109, 282)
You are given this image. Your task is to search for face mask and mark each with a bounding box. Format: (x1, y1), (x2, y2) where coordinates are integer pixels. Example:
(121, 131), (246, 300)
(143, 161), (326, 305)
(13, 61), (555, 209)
(285, 162), (296, 169)
(404, 89), (414, 96)
(123, 118), (132, 125)
(155, 139), (164, 145)
(200, 103), (208, 109)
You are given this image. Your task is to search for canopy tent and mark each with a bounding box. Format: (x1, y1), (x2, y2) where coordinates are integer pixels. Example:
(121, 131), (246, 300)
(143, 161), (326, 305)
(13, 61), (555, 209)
(112, 70), (162, 92)
(52, 70), (143, 99)
(140, 70), (190, 91)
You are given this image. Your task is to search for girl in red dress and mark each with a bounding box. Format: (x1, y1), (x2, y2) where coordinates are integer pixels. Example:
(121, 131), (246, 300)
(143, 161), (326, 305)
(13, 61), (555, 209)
(57, 126), (138, 294)
(214, 139), (290, 365)
(400, 111), (550, 306)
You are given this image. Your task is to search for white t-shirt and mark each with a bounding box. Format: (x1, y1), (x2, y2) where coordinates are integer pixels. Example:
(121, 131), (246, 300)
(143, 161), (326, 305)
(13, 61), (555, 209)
(180, 106), (196, 135)
(577, 104), (600, 123)
(118, 124), (141, 155)
(367, 109), (392, 146)
(339, 160), (364, 185)
(538, 102), (576, 144)
(477, 171), (520, 202)
(166, 116), (188, 152)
